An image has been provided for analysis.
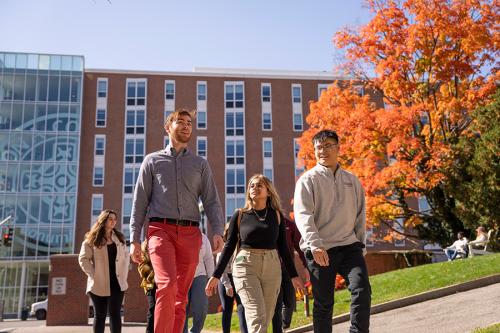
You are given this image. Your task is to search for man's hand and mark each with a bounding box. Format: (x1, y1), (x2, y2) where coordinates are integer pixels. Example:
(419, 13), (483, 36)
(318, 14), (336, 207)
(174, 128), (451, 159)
(292, 276), (305, 297)
(212, 234), (224, 254)
(205, 276), (219, 296)
(130, 241), (142, 264)
(226, 287), (234, 297)
(312, 248), (329, 267)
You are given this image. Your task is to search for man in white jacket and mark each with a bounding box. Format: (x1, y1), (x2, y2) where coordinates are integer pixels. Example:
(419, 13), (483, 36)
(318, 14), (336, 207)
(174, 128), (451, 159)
(294, 130), (371, 333)
(183, 233), (214, 333)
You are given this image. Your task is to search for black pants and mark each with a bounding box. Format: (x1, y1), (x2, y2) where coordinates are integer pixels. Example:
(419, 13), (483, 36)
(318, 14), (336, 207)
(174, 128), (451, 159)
(306, 243), (371, 333)
(272, 268), (296, 332)
(218, 274), (248, 333)
(89, 289), (124, 333)
(145, 286), (156, 333)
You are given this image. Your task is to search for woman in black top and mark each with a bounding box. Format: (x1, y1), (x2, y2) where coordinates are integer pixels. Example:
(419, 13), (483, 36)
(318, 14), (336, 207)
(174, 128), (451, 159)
(206, 174), (304, 333)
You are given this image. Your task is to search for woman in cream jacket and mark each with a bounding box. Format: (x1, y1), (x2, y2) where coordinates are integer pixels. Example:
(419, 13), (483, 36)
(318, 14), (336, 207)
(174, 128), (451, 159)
(79, 209), (130, 333)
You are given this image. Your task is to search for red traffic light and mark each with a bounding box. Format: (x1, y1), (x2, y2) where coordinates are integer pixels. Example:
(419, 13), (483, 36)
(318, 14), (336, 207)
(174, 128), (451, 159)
(2, 228), (13, 246)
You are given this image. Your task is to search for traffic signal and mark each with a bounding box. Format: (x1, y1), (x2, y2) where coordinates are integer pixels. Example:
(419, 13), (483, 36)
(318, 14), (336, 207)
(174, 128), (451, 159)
(2, 227), (13, 246)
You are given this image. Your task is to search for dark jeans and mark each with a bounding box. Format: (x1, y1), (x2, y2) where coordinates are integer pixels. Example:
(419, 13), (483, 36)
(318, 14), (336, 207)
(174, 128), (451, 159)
(89, 290), (124, 333)
(218, 274), (248, 333)
(272, 268), (296, 333)
(145, 286), (156, 333)
(306, 243), (371, 333)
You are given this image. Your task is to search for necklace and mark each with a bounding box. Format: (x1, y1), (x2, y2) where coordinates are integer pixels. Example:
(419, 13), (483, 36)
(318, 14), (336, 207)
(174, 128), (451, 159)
(252, 207), (268, 222)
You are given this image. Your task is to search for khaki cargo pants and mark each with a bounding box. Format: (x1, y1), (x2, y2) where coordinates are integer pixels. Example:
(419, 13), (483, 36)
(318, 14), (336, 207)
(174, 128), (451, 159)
(232, 248), (282, 333)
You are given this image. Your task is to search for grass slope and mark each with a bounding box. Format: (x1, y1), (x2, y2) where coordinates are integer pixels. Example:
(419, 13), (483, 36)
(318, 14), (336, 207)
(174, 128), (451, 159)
(202, 253), (500, 331)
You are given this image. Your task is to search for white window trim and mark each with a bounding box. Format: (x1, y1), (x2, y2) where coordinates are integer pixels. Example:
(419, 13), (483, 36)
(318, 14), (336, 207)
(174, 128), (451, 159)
(317, 83), (329, 100)
(291, 84), (303, 132)
(91, 194), (103, 226)
(92, 165), (105, 187)
(197, 136), (207, 159)
(197, 81), (207, 101)
(125, 78), (148, 108)
(97, 77), (108, 99)
(224, 81), (245, 110)
(95, 108), (107, 128)
(165, 79), (176, 100)
(94, 134), (106, 157)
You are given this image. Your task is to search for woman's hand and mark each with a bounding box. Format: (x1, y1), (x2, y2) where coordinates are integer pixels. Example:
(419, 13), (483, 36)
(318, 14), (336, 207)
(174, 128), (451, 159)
(205, 276), (220, 296)
(292, 276), (305, 297)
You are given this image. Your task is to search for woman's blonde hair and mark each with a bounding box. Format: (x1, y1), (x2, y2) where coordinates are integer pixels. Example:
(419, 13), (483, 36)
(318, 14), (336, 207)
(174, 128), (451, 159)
(84, 209), (125, 247)
(242, 174), (282, 213)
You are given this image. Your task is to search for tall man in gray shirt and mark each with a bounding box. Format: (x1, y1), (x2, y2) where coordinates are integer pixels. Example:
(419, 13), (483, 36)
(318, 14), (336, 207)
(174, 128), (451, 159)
(130, 109), (224, 333)
(294, 130), (371, 333)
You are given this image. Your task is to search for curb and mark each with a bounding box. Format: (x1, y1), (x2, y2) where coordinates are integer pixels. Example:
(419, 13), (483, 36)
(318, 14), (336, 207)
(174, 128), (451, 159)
(287, 274), (500, 333)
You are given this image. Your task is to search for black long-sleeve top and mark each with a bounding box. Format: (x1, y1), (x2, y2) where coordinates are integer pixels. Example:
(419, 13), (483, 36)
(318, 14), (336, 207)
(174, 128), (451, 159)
(213, 208), (298, 279)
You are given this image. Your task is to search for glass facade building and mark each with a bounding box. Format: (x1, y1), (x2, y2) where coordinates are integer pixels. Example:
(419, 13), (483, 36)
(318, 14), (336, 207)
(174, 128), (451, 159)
(0, 52), (83, 316)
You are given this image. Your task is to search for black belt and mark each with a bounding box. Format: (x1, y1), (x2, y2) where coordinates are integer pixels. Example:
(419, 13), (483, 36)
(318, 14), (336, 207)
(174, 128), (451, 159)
(149, 217), (199, 227)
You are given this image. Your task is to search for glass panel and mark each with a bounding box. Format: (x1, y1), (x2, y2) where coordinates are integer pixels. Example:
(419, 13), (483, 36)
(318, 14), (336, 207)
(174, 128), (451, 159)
(38, 55), (50, 70)
(72, 57), (83, 71)
(13, 74), (25, 100)
(36, 75), (48, 101)
(27, 55), (38, 70)
(15, 54), (27, 69)
(61, 56), (72, 71)
(25, 75), (36, 101)
(50, 56), (61, 70)
(59, 76), (70, 102)
(48, 76), (59, 101)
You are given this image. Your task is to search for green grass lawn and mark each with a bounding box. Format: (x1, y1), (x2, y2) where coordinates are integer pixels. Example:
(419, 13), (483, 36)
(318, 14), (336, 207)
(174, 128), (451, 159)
(202, 253), (500, 331)
(472, 323), (500, 333)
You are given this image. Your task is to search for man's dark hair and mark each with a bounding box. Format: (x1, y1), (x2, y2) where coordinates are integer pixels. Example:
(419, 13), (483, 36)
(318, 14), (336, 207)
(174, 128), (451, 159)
(312, 130), (339, 145)
(457, 231), (465, 238)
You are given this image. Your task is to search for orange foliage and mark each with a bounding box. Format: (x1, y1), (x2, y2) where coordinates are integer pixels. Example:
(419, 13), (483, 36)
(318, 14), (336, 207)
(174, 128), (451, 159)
(299, 0), (499, 230)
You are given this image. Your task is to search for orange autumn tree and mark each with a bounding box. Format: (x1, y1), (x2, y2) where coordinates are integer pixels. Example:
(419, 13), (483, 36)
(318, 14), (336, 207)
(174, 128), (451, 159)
(299, 0), (499, 246)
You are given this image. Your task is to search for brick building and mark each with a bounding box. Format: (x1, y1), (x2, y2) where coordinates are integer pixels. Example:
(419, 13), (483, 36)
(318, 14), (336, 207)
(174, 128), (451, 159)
(0, 52), (425, 318)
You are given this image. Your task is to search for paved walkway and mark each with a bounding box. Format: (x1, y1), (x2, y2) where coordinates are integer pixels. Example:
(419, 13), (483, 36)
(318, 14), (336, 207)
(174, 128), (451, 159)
(1, 283), (499, 333)
(326, 283), (500, 333)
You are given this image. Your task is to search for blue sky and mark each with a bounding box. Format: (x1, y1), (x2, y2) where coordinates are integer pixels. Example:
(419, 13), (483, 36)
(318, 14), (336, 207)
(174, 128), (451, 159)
(1, 0), (371, 72)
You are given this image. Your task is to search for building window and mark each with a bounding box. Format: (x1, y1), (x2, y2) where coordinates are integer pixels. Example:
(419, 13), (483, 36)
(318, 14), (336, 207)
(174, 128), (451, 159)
(225, 112), (244, 136)
(127, 80), (146, 106)
(197, 82), (207, 101)
(197, 111), (207, 129)
(226, 168), (245, 194)
(292, 85), (302, 103)
(318, 84), (329, 99)
(126, 110), (145, 134)
(394, 219), (406, 247)
(125, 138), (144, 164)
(354, 84), (364, 97)
(164, 136), (170, 147)
(94, 136), (105, 156)
(93, 167), (104, 186)
(122, 197), (133, 225)
(225, 83), (244, 108)
(197, 137), (207, 158)
(124, 167), (140, 194)
(262, 112), (272, 130)
(97, 79), (107, 98)
(226, 140), (245, 165)
(165, 81), (175, 100)
(225, 196), (246, 221)
(91, 194), (103, 223)
(263, 139), (273, 158)
(293, 139), (304, 179)
(96, 108), (106, 127)
(261, 84), (271, 103)
(263, 168), (273, 181)
(293, 113), (303, 131)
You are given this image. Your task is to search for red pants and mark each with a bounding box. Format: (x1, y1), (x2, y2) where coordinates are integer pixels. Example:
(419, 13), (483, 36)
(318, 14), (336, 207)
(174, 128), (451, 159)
(148, 223), (202, 333)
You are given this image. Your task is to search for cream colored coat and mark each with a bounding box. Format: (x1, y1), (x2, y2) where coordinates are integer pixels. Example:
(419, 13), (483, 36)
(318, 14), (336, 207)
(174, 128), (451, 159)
(78, 232), (130, 297)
